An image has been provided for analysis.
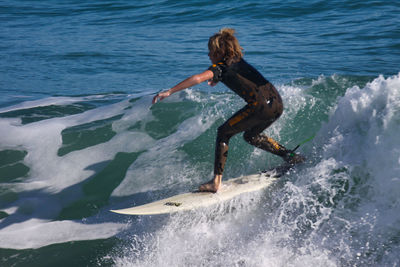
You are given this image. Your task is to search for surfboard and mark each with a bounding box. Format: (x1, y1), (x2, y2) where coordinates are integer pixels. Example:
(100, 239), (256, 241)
(110, 164), (292, 215)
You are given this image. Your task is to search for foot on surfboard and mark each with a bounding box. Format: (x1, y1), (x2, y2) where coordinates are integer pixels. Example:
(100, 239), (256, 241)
(262, 153), (305, 178)
(198, 179), (220, 193)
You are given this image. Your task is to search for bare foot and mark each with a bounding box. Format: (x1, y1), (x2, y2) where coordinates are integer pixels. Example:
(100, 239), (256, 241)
(199, 175), (222, 193)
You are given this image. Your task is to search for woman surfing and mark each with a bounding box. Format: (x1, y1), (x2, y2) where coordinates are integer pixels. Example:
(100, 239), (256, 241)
(152, 28), (304, 192)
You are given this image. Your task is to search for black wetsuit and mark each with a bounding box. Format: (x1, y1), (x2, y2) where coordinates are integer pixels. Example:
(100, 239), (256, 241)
(208, 58), (289, 175)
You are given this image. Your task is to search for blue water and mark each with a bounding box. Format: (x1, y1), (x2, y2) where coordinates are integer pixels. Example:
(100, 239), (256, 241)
(0, 1), (399, 266)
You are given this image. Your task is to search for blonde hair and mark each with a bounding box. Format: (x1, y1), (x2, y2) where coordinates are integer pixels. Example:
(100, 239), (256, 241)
(208, 28), (243, 65)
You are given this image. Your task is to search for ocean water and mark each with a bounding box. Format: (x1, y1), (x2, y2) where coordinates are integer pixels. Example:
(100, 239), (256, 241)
(1, 0), (399, 266)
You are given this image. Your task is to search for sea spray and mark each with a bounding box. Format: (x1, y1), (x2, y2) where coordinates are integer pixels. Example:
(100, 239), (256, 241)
(0, 74), (399, 266)
(111, 74), (400, 266)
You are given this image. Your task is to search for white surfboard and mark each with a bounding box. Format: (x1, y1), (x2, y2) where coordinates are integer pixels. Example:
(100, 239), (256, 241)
(111, 164), (292, 215)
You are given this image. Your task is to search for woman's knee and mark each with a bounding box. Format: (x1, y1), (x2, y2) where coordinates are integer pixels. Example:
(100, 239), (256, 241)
(217, 124), (232, 144)
(243, 131), (257, 145)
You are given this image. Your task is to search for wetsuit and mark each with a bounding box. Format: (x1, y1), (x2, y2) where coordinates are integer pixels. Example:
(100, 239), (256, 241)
(208, 58), (289, 175)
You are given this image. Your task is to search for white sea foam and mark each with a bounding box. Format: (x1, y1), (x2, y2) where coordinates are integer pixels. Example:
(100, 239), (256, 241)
(0, 94), (125, 114)
(0, 92), (222, 249)
(320, 73), (400, 202)
(1, 74), (399, 263)
(111, 74), (400, 266)
(0, 96), (85, 113)
(0, 97), (155, 192)
(0, 219), (125, 249)
(0, 95), (150, 249)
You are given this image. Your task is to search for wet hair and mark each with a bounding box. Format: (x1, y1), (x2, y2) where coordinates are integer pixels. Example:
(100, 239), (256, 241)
(208, 28), (243, 65)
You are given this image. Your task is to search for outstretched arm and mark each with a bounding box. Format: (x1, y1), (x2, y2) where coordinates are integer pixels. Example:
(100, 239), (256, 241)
(152, 70), (214, 104)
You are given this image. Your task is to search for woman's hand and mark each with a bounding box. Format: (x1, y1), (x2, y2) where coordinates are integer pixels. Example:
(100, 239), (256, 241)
(152, 70), (214, 104)
(152, 90), (171, 104)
